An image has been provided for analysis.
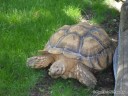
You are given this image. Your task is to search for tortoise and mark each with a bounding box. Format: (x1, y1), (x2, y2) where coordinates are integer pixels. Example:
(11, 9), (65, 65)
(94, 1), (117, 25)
(27, 22), (114, 88)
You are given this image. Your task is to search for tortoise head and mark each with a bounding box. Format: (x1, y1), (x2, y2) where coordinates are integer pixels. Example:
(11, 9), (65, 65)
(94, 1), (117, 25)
(27, 53), (54, 68)
(48, 60), (66, 78)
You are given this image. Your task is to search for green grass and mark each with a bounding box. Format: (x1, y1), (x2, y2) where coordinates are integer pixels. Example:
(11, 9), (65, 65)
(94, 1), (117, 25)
(0, 0), (119, 96)
(50, 79), (92, 96)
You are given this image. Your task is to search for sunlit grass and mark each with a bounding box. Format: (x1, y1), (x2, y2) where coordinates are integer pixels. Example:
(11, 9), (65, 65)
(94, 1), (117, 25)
(63, 6), (81, 22)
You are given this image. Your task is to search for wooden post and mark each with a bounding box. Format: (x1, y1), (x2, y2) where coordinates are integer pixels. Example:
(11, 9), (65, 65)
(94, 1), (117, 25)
(114, 1), (128, 96)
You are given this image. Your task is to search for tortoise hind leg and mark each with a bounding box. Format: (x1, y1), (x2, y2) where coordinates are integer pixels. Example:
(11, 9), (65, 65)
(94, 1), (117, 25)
(27, 54), (54, 68)
(74, 63), (97, 88)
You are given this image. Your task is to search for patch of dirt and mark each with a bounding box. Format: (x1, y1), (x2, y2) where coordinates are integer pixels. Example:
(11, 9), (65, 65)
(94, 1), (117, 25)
(101, 15), (119, 37)
(29, 69), (54, 96)
(29, 6), (120, 96)
(93, 66), (115, 96)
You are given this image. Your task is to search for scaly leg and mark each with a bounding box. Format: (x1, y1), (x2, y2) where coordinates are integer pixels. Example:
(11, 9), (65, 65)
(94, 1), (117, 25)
(27, 54), (54, 68)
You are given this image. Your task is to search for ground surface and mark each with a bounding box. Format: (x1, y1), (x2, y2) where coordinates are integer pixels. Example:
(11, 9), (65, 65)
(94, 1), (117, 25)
(30, 67), (115, 96)
(29, 6), (119, 96)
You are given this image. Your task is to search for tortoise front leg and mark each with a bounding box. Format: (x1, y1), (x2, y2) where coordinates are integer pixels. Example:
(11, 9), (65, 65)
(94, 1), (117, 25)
(27, 54), (54, 68)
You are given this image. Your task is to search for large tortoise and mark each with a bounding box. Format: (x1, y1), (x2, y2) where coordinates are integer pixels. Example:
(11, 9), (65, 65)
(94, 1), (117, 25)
(27, 22), (114, 88)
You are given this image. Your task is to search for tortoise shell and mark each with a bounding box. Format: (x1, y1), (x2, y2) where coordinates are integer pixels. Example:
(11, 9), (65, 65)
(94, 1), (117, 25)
(43, 22), (114, 70)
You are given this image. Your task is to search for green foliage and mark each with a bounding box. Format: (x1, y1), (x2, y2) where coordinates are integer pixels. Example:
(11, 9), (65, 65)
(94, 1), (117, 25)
(0, 0), (84, 95)
(0, 0), (118, 96)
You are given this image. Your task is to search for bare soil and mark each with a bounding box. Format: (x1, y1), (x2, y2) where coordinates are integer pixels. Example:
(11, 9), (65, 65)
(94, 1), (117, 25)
(29, 67), (116, 96)
(29, 69), (53, 96)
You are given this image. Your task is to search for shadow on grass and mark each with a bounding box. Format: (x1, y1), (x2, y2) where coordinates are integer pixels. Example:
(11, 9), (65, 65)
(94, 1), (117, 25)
(81, 0), (120, 35)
